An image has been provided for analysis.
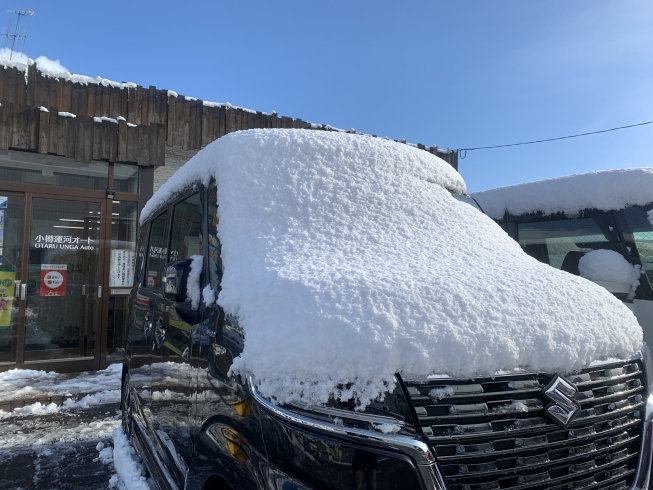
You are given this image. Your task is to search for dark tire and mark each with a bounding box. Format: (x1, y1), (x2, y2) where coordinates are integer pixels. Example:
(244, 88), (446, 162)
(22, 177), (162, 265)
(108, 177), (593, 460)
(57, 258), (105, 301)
(203, 475), (233, 490)
(121, 372), (132, 439)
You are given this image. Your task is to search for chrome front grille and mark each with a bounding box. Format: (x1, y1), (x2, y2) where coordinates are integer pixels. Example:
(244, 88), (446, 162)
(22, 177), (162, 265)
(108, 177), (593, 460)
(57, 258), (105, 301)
(403, 361), (646, 490)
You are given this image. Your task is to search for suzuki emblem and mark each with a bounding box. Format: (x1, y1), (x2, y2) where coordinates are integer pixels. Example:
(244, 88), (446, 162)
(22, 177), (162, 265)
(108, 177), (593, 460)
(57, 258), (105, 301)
(542, 375), (581, 428)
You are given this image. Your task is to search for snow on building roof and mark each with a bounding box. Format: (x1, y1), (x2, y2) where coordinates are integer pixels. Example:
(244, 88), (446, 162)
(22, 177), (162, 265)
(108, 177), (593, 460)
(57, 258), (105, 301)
(142, 129), (642, 408)
(473, 168), (653, 220)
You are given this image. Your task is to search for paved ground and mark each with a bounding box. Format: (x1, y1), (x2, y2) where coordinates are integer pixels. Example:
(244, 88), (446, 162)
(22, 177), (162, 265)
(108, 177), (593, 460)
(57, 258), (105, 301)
(0, 403), (121, 489)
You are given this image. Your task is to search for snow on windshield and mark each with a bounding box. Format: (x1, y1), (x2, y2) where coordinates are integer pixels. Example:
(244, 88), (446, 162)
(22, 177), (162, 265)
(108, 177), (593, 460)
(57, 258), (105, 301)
(143, 129), (642, 409)
(473, 168), (653, 220)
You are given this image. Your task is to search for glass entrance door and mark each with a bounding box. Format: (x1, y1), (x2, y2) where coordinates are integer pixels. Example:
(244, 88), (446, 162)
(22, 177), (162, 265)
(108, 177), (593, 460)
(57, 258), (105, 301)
(0, 194), (24, 363)
(23, 197), (104, 361)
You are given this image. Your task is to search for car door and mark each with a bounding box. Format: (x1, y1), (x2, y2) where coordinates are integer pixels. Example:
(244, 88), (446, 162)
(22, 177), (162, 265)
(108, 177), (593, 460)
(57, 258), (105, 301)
(130, 208), (176, 481)
(126, 223), (153, 429)
(150, 189), (204, 489)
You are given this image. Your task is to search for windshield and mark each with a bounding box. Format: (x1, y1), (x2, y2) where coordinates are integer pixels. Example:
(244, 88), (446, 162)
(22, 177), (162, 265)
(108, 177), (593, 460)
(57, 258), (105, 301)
(621, 205), (653, 287)
(516, 215), (621, 273)
(452, 193), (483, 212)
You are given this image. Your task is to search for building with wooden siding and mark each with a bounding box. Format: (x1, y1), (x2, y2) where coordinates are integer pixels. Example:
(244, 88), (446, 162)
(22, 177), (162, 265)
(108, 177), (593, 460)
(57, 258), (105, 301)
(0, 59), (458, 373)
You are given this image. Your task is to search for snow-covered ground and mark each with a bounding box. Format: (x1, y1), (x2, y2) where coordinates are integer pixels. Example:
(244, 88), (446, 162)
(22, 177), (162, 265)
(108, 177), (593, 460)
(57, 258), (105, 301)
(0, 366), (153, 490)
(0, 364), (122, 404)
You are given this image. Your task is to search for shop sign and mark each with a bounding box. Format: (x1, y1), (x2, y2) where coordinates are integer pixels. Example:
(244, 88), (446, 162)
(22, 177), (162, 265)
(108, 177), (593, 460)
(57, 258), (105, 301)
(0, 270), (15, 329)
(33, 235), (95, 251)
(40, 264), (67, 297)
(110, 249), (136, 288)
(0, 197), (6, 209)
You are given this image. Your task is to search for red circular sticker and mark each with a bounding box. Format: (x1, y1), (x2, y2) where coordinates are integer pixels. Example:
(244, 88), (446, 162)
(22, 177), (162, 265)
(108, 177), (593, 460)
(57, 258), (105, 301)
(44, 271), (64, 289)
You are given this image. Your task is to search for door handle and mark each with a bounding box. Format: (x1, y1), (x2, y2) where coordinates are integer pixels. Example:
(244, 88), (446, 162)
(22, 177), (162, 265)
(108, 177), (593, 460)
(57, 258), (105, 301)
(98, 286), (102, 298)
(14, 280), (20, 298)
(82, 285), (86, 296)
(20, 283), (26, 301)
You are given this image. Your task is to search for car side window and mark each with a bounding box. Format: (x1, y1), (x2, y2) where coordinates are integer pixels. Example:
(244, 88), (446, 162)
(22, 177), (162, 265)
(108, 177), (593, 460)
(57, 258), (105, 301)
(207, 186), (223, 291)
(135, 224), (149, 287)
(144, 210), (169, 289)
(169, 192), (202, 263)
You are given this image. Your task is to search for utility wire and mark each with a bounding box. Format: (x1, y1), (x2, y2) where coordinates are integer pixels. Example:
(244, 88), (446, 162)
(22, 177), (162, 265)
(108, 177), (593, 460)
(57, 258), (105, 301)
(458, 120), (653, 156)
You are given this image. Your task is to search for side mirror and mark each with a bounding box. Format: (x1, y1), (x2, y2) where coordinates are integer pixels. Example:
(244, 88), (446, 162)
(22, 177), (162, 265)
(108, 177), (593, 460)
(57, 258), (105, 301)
(164, 259), (191, 302)
(166, 258), (216, 325)
(174, 301), (215, 325)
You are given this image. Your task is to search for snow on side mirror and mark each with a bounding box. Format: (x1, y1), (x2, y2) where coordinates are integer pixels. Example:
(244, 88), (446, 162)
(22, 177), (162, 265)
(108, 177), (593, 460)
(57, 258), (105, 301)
(578, 249), (642, 299)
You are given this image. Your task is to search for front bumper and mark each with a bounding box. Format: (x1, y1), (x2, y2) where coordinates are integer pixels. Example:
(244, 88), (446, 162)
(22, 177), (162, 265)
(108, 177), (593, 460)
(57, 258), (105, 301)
(252, 350), (653, 490)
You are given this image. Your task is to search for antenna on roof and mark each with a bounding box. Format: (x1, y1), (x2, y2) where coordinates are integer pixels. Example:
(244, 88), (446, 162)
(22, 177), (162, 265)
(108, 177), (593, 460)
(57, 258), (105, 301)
(2, 9), (34, 60)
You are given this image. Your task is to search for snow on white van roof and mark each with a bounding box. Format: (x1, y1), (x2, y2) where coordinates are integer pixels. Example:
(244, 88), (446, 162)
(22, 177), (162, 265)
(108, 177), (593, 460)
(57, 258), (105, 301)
(143, 130), (642, 408)
(473, 167), (653, 220)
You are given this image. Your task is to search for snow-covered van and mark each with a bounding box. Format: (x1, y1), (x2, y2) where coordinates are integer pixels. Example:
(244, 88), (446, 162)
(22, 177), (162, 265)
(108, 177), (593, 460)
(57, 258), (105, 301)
(474, 169), (653, 348)
(122, 131), (652, 490)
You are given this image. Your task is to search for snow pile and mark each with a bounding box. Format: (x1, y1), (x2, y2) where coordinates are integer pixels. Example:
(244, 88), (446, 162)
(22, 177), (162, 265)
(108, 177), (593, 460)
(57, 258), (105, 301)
(372, 422), (402, 434)
(110, 428), (151, 490)
(142, 129), (642, 409)
(202, 284), (216, 307)
(95, 441), (114, 465)
(0, 48), (29, 67)
(579, 250), (641, 295)
(0, 401), (59, 418)
(429, 386), (455, 400)
(0, 51), (138, 89)
(62, 389), (122, 409)
(492, 400), (530, 413)
(0, 363), (121, 399)
(34, 55), (69, 74)
(473, 168), (653, 219)
(186, 254), (204, 310)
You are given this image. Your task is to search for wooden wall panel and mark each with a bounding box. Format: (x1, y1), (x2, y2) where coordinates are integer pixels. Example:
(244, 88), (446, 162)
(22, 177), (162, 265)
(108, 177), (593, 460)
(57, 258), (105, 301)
(166, 94), (176, 144)
(0, 66), (457, 168)
(190, 99), (202, 149)
(74, 115), (93, 162)
(127, 86), (142, 125)
(7, 103), (38, 151)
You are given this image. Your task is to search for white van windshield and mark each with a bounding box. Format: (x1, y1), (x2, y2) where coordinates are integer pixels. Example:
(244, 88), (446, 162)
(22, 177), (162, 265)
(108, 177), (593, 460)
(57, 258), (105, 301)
(622, 206), (653, 286)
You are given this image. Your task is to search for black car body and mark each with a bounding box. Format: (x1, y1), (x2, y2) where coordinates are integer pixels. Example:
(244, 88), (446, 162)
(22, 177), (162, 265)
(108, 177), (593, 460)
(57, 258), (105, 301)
(122, 178), (653, 490)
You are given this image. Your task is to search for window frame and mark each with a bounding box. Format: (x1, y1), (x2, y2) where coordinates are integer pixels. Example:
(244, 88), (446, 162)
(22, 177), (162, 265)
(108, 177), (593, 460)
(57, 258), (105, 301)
(205, 182), (224, 294)
(168, 189), (204, 265)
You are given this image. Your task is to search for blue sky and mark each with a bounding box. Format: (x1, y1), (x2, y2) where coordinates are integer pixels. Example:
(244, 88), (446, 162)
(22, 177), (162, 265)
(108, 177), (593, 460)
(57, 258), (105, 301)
(5, 1), (652, 192)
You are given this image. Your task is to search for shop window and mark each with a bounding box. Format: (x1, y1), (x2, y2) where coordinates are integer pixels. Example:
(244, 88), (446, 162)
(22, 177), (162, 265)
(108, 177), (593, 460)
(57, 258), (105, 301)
(0, 150), (108, 190)
(114, 163), (139, 194)
(145, 211), (169, 289)
(169, 192), (202, 263)
(106, 200), (139, 359)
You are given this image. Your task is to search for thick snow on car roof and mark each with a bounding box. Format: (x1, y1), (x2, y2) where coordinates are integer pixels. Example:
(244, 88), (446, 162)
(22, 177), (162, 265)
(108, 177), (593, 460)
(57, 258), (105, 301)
(143, 130), (642, 408)
(473, 167), (653, 220)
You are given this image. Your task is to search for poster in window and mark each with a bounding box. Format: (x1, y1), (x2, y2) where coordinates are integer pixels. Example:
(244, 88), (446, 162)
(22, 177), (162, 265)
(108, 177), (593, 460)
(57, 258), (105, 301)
(40, 264), (67, 296)
(0, 209), (4, 254)
(110, 249), (136, 288)
(0, 270), (15, 329)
